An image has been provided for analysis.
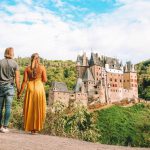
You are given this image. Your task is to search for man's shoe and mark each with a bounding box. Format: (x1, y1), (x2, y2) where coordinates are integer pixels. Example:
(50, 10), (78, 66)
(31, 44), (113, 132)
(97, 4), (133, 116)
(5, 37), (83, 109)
(0, 127), (9, 133)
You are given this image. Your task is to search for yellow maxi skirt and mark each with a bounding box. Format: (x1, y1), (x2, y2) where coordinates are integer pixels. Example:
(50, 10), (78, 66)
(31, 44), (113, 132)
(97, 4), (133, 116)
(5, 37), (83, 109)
(23, 79), (46, 131)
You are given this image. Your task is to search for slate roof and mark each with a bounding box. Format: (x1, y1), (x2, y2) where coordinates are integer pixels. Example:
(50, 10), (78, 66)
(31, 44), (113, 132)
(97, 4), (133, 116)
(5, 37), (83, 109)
(89, 53), (102, 66)
(124, 61), (135, 72)
(104, 56), (121, 69)
(74, 78), (85, 92)
(51, 81), (68, 92)
(83, 68), (94, 81)
(76, 54), (89, 66)
(76, 55), (83, 66)
(77, 52), (123, 70)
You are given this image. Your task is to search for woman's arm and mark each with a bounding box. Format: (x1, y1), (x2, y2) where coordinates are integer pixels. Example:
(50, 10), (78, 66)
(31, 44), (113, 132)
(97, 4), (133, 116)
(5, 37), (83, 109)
(42, 66), (47, 83)
(19, 68), (28, 96)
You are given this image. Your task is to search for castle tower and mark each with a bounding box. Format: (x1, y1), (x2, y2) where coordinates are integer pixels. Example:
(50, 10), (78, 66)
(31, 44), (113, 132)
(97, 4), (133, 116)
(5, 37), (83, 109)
(82, 68), (95, 96)
(123, 61), (138, 99)
(89, 53), (103, 84)
(74, 78), (88, 106)
(76, 53), (89, 78)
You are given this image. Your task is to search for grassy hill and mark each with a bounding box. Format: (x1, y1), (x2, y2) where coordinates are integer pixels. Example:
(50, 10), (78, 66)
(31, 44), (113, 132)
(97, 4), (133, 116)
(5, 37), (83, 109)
(96, 104), (150, 147)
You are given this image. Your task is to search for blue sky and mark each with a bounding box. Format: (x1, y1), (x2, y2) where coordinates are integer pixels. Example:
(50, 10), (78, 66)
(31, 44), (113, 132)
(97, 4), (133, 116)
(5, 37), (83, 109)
(0, 0), (119, 22)
(0, 0), (150, 63)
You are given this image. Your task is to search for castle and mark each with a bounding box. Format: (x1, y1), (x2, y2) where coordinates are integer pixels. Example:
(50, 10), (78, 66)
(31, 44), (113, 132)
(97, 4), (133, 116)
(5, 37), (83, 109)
(48, 52), (138, 107)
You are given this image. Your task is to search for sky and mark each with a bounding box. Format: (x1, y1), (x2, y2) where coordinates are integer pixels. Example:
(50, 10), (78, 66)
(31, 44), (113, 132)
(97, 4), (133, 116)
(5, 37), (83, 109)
(0, 0), (150, 64)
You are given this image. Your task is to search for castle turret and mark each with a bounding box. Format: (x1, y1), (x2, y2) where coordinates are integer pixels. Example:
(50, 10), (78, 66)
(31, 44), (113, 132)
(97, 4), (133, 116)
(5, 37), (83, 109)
(123, 61), (138, 100)
(76, 53), (89, 78)
(82, 68), (95, 96)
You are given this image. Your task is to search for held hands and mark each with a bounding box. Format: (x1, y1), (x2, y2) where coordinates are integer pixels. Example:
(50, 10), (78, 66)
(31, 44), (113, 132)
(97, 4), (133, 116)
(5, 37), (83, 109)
(17, 90), (22, 99)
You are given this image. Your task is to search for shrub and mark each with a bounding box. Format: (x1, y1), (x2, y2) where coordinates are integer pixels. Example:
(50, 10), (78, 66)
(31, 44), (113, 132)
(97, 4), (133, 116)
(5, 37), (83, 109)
(42, 102), (100, 142)
(10, 96), (24, 129)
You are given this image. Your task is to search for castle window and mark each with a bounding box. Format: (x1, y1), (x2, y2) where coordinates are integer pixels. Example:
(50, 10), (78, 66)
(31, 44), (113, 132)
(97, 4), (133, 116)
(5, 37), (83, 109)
(110, 78), (112, 81)
(120, 80), (122, 82)
(89, 82), (90, 84)
(97, 78), (98, 80)
(124, 80), (125, 82)
(115, 79), (117, 82)
(95, 91), (98, 94)
(115, 84), (117, 87)
(127, 80), (129, 82)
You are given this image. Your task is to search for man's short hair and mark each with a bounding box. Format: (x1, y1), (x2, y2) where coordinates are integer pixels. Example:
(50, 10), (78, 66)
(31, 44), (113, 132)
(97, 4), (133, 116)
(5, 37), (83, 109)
(4, 47), (14, 59)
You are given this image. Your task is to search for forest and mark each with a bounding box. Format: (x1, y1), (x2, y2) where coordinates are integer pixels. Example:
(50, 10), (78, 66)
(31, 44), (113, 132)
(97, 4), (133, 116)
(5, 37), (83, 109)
(136, 59), (150, 100)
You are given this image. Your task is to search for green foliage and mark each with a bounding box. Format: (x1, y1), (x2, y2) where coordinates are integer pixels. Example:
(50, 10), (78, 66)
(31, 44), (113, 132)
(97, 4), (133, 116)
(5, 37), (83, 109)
(136, 59), (150, 100)
(10, 97), (150, 147)
(15, 57), (77, 98)
(10, 96), (24, 129)
(42, 102), (100, 142)
(42, 102), (67, 136)
(96, 104), (150, 147)
(64, 105), (99, 142)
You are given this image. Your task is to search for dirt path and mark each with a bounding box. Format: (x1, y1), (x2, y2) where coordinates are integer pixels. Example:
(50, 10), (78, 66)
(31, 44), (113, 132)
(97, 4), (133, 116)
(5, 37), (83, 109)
(0, 129), (149, 150)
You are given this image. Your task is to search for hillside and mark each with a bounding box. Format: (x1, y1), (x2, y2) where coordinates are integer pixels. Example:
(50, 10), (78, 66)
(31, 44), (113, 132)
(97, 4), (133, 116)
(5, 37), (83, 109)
(10, 101), (150, 148)
(136, 59), (150, 100)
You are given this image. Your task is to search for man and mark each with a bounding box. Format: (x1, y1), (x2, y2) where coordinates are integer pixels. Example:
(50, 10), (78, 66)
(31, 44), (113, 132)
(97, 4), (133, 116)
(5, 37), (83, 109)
(0, 47), (20, 133)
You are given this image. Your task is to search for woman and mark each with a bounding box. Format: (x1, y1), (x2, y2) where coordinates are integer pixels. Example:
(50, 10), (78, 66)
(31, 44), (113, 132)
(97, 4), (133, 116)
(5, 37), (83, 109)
(19, 53), (47, 133)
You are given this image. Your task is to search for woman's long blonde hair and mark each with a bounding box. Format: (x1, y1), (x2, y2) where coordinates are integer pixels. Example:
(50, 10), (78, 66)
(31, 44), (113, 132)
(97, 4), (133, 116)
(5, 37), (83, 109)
(31, 53), (40, 78)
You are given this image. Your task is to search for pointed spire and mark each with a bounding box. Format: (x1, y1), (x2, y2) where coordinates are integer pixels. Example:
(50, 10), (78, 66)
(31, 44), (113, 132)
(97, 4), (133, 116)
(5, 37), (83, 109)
(83, 68), (94, 81)
(74, 78), (84, 92)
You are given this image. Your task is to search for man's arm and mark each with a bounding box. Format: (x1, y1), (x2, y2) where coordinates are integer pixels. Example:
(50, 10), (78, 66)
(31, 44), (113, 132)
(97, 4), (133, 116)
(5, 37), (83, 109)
(15, 70), (20, 93)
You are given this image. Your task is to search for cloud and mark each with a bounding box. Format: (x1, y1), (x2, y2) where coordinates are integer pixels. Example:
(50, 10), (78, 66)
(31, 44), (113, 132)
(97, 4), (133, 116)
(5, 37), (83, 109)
(0, 0), (150, 64)
(51, 0), (64, 7)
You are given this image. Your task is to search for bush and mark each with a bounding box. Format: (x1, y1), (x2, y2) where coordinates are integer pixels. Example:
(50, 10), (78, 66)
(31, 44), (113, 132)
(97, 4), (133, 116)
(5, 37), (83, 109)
(10, 96), (23, 129)
(41, 102), (100, 142)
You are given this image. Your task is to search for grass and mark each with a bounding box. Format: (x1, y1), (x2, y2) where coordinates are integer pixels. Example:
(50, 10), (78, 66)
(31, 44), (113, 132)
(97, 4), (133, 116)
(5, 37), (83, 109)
(95, 103), (150, 147)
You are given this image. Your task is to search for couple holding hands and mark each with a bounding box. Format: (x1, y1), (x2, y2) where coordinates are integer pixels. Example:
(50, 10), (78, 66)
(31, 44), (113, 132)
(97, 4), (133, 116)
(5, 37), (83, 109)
(0, 47), (47, 134)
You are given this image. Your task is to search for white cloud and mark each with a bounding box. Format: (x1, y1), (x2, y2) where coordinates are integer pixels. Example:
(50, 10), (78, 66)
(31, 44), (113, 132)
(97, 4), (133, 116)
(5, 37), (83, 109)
(0, 0), (150, 64)
(52, 0), (64, 7)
